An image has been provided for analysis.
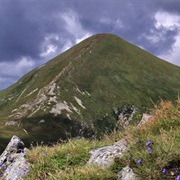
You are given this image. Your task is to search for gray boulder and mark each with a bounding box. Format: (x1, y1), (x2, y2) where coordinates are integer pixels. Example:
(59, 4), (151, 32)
(0, 135), (30, 180)
(87, 139), (128, 169)
(87, 138), (140, 179)
(117, 166), (138, 180)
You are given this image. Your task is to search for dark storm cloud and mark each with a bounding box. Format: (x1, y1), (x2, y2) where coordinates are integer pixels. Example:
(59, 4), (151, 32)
(0, 0), (180, 90)
(0, 0), (178, 62)
(76, 0), (179, 56)
(155, 0), (180, 14)
(0, 0), (59, 61)
(139, 27), (178, 55)
(0, 2), (36, 60)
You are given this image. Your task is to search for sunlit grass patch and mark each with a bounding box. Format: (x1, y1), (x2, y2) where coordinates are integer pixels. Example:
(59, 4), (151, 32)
(26, 137), (115, 179)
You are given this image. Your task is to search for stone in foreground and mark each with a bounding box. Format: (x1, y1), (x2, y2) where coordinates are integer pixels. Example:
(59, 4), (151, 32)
(87, 139), (128, 169)
(117, 166), (138, 180)
(0, 136), (29, 180)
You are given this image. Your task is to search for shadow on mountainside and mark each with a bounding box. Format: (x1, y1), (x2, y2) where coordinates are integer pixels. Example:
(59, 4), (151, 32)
(0, 113), (117, 153)
(0, 114), (94, 154)
(18, 114), (94, 148)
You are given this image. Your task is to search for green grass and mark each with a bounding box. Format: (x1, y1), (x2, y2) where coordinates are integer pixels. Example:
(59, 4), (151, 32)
(121, 100), (180, 179)
(26, 138), (117, 180)
(26, 99), (180, 179)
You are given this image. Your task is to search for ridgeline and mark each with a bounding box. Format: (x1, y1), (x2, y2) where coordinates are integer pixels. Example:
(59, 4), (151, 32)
(0, 33), (180, 152)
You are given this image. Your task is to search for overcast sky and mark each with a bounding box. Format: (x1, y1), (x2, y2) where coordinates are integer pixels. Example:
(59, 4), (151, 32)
(0, 0), (180, 90)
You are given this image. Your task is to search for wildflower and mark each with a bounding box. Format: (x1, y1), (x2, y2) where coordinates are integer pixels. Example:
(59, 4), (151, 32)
(24, 168), (29, 174)
(42, 153), (46, 156)
(162, 168), (166, 174)
(146, 141), (152, 146)
(147, 147), (151, 153)
(125, 138), (128, 142)
(66, 153), (71, 156)
(0, 163), (2, 167)
(137, 159), (142, 164)
(176, 175), (180, 180)
(0, 174), (3, 177)
(134, 140), (138, 144)
(3, 167), (7, 171)
(21, 149), (24, 153)
(76, 136), (81, 139)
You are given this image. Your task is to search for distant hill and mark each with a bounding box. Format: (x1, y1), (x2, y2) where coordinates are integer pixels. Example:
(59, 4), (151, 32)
(0, 33), (180, 151)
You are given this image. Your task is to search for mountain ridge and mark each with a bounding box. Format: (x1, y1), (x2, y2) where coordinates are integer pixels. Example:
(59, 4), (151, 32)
(0, 33), (180, 151)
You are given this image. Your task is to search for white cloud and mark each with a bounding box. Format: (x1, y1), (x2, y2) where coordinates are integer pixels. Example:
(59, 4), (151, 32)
(155, 11), (180, 66)
(142, 28), (167, 44)
(0, 77), (11, 83)
(76, 33), (91, 44)
(59, 33), (91, 54)
(60, 40), (73, 53)
(0, 57), (36, 90)
(58, 10), (92, 43)
(0, 57), (35, 77)
(40, 44), (57, 57)
(100, 17), (111, 25)
(40, 34), (59, 58)
(100, 17), (124, 32)
(60, 10), (86, 38)
(50, 10), (92, 53)
(113, 19), (124, 30)
(141, 11), (180, 45)
(17, 57), (35, 69)
(155, 11), (180, 29)
(159, 33), (180, 66)
(0, 76), (15, 90)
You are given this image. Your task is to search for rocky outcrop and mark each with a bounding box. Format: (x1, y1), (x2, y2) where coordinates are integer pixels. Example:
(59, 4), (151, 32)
(87, 138), (139, 179)
(118, 166), (138, 180)
(87, 111), (155, 179)
(0, 136), (29, 180)
(1, 135), (139, 179)
(87, 139), (128, 169)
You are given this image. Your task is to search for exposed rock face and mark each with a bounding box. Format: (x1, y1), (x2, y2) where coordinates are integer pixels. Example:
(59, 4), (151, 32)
(117, 166), (138, 180)
(87, 139), (128, 169)
(87, 111), (154, 180)
(87, 138), (139, 179)
(0, 136), (29, 180)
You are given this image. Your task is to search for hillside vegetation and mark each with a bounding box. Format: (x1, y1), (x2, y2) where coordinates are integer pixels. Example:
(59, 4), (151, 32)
(26, 99), (180, 179)
(0, 33), (180, 152)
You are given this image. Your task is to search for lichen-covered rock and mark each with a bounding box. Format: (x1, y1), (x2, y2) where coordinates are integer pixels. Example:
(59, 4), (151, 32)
(87, 139), (128, 169)
(117, 166), (139, 180)
(0, 136), (30, 180)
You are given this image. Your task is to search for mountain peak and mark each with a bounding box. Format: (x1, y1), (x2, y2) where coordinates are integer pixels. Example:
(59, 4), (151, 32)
(0, 33), (180, 151)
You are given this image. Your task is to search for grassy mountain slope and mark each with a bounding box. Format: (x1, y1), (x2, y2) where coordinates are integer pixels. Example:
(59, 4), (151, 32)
(0, 33), (180, 151)
(26, 99), (180, 179)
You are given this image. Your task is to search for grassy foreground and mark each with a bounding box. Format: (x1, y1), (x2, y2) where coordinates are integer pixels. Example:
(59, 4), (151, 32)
(26, 99), (180, 180)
